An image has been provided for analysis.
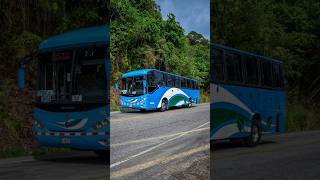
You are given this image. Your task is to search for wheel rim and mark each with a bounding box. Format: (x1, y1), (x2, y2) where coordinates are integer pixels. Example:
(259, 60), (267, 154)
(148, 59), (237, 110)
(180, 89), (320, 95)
(252, 125), (259, 143)
(162, 101), (166, 111)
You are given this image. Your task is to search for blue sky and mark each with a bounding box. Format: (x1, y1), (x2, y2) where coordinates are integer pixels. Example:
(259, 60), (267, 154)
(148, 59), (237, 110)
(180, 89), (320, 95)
(156, 0), (210, 40)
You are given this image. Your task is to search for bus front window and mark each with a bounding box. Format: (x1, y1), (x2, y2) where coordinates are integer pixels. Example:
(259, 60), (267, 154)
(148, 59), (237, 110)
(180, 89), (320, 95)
(37, 47), (107, 104)
(121, 76), (144, 97)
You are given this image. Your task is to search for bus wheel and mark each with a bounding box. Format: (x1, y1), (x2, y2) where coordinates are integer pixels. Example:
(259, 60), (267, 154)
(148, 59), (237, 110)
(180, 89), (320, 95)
(160, 99), (167, 112)
(187, 99), (192, 108)
(244, 121), (261, 147)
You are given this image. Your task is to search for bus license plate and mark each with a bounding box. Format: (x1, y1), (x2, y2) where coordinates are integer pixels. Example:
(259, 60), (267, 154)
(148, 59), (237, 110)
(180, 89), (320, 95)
(61, 137), (71, 144)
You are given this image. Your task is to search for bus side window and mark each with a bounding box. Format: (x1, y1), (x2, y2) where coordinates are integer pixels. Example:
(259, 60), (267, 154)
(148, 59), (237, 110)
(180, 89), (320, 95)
(188, 80), (192, 89)
(225, 52), (243, 84)
(147, 71), (157, 93)
(244, 56), (259, 86)
(212, 49), (224, 82)
(175, 77), (181, 88)
(272, 63), (280, 89)
(155, 71), (164, 86)
(162, 73), (167, 86)
(181, 78), (186, 88)
(167, 74), (174, 87)
(273, 62), (284, 89)
(261, 60), (273, 87)
(279, 64), (284, 89)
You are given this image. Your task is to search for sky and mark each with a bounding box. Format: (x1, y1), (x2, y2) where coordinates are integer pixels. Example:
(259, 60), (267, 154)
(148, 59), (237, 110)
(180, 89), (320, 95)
(156, 0), (210, 40)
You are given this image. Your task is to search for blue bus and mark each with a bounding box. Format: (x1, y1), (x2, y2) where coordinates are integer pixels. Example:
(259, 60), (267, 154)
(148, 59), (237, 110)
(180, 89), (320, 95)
(17, 26), (110, 157)
(210, 44), (286, 146)
(119, 69), (200, 112)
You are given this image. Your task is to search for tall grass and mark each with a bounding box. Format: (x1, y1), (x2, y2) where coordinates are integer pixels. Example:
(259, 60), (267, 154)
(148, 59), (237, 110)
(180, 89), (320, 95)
(286, 103), (320, 132)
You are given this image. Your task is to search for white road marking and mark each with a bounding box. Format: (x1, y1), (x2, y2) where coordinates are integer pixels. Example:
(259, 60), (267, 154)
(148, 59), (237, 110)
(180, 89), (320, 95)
(111, 144), (210, 178)
(110, 121), (209, 168)
(111, 127), (209, 147)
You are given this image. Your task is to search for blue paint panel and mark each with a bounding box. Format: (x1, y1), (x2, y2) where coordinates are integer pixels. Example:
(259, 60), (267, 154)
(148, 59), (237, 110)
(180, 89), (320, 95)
(121, 86), (200, 110)
(211, 83), (286, 140)
(39, 25), (109, 51)
(33, 106), (109, 150)
(223, 84), (286, 133)
(34, 135), (108, 150)
(122, 69), (153, 78)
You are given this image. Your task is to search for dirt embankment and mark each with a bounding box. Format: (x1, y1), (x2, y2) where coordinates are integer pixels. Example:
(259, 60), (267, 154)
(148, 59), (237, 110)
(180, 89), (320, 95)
(0, 65), (35, 157)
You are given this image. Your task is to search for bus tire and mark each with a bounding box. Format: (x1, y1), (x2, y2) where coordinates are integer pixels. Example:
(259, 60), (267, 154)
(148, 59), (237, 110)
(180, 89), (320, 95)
(244, 120), (261, 147)
(160, 99), (168, 112)
(187, 99), (192, 108)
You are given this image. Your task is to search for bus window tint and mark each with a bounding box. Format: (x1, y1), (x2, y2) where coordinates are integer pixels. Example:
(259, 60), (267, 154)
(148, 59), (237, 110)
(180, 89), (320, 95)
(181, 78), (187, 88)
(38, 52), (54, 91)
(167, 74), (174, 87)
(262, 60), (273, 87)
(244, 57), (259, 85)
(147, 71), (157, 92)
(74, 47), (106, 102)
(175, 77), (181, 88)
(157, 71), (164, 86)
(212, 49), (224, 82)
(188, 80), (192, 89)
(225, 53), (242, 83)
(273, 63), (283, 89)
(279, 64), (284, 89)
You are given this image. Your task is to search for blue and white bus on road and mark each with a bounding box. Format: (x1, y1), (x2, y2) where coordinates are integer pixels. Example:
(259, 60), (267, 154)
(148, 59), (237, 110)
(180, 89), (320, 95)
(17, 26), (110, 158)
(210, 44), (286, 146)
(119, 69), (200, 112)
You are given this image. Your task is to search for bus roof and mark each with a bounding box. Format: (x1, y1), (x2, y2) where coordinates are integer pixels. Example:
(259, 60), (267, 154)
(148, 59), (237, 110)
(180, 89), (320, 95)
(211, 43), (283, 64)
(122, 69), (198, 82)
(39, 25), (109, 51)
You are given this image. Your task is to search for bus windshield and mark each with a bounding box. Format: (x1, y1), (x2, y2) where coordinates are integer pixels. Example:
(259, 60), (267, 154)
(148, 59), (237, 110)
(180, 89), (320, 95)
(37, 46), (107, 104)
(121, 76), (145, 97)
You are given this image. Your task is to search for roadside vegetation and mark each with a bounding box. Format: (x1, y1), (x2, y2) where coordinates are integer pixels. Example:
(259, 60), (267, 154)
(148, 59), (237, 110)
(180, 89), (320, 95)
(212, 0), (320, 131)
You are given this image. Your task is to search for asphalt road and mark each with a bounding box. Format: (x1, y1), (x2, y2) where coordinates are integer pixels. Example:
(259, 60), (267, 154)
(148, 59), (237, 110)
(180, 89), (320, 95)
(0, 151), (108, 180)
(110, 103), (210, 179)
(211, 130), (320, 180)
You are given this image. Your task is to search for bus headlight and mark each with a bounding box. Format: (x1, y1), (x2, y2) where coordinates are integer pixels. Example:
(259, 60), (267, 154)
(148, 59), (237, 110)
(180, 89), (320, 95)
(34, 120), (44, 129)
(92, 119), (109, 130)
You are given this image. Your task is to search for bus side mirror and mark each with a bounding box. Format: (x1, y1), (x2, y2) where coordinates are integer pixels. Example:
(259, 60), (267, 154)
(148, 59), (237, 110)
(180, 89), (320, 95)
(115, 80), (119, 94)
(17, 67), (25, 89)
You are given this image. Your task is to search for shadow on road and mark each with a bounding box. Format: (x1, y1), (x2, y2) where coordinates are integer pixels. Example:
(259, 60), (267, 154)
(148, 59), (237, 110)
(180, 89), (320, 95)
(211, 140), (276, 151)
(34, 152), (109, 166)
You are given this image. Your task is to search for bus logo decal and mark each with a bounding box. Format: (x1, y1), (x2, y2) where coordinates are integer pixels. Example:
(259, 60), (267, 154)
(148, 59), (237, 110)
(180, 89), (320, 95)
(56, 118), (88, 130)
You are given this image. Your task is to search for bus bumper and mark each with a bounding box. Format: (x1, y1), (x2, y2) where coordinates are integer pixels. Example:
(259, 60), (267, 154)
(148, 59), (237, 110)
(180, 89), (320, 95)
(33, 132), (109, 150)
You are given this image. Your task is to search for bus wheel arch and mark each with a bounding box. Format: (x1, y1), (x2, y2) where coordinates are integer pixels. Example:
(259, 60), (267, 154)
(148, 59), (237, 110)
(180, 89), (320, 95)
(244, 114), (262, 147)
(187, 97), (192, 108)
(159, 98), (168, 112)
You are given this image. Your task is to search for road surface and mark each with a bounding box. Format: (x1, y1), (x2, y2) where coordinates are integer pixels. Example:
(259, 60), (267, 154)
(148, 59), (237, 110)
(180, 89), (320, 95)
(211, 130), (320, 180)
(0, 151), (108, 180)
(110, 103), (210, 179)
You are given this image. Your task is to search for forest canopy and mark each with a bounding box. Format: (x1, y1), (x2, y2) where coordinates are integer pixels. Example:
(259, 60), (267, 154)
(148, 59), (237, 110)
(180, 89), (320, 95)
(110, 0), (210, 89)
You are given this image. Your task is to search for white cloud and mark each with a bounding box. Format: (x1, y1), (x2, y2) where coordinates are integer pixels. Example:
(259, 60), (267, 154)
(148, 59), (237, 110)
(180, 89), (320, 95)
(156, 0), (210, 39)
